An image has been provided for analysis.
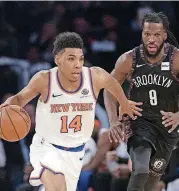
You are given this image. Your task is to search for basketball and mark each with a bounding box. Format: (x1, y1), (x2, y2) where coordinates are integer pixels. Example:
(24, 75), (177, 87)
(0, 105), (31, 142)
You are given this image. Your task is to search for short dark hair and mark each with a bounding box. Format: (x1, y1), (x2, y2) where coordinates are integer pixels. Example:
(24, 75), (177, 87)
(53, 32), (83, 55)
(142, 12), (179, 48)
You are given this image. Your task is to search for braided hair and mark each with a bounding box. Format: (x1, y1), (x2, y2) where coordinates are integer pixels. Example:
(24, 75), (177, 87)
(141, 12), (179, 48)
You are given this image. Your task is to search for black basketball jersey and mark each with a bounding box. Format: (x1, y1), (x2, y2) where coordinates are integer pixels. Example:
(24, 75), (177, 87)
(128, 43), (179, 120)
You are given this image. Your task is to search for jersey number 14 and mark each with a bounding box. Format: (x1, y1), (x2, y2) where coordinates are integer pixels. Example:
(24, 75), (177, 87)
(149, 89), (157, 106)
(60, 115), (82, 133)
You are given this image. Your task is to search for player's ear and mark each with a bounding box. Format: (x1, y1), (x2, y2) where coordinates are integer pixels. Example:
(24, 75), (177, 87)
(54, 50), (64, 66)
(54, 55), (60, 66)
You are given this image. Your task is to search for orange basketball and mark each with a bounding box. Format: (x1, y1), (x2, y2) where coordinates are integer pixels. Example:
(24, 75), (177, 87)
(0, 105), (31, 142)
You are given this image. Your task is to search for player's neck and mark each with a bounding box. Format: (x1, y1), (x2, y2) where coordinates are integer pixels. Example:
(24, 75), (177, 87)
(145, 46), (165, 64)
(57, 69), (81, 92)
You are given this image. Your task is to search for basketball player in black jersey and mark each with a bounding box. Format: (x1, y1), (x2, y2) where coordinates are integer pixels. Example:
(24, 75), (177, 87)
(104, 12), (179, 191)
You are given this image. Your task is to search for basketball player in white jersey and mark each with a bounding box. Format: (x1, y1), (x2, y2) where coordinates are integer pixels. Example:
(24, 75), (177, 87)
(0, 32), (143, 191)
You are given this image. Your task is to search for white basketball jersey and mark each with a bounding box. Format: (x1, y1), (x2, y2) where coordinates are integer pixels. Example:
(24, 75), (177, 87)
(35, 67), (97, 147)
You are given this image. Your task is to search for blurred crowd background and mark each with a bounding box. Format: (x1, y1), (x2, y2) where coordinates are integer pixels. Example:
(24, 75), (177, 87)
(1, 1), (179, 191)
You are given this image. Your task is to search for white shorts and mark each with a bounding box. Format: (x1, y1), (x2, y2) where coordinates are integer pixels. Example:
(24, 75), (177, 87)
(29, 133), (85, 191)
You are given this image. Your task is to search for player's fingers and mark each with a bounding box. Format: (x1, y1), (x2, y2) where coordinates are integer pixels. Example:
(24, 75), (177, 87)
(132, 106), (143, 112)
(161, 111), (174, 120)
(162, 118), (172, 125)
(108, 132), (113, 143)
(164, 121), (174, 128)
(111, 130), (121, 143)
(110, 130), (117, 142)
(162, 115), (168, 120)
(133, 110), (142, 117)
(112, 127), (121, 140)
(168, 124), (177, 133)
(114, 131), (123, 142)
(0, 103), (9, 110)
(116, 126), (124, 140)
(128, 112), (136, 120)
(130, 101), (143, 106)
(160, 110), (168, 116)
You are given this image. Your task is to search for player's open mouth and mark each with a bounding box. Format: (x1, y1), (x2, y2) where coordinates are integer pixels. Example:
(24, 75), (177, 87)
(72, 72), (80, 77)
(147, 45), (157, 52)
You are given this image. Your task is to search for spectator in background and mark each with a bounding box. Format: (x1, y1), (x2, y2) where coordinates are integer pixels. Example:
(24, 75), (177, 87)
(26, 46), (51, 78)
(53, 3), (72, 33)
(0, 3), (18, 58)
(29, 21), (56, 63)
(72, 17), (91, 55)
(0, 138), (12, 191)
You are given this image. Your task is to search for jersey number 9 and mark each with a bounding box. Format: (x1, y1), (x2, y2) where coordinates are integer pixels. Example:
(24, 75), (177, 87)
(149, 89), (158, 106)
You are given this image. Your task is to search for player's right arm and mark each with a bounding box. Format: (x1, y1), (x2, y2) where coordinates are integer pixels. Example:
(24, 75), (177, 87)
(103, 51), (142, 142)
(0, 71), (48, 108)
(103, 51), (134, 123)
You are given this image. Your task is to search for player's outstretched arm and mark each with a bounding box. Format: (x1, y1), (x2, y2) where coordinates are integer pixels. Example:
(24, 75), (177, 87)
(91, 65), (142, 120)
(103, 53), (133, 123)
(0, 71), (47, 108)
(102, 52), (143, 142)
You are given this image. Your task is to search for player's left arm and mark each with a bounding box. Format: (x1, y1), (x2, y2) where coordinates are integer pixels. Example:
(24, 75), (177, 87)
(90, 67), (142, 120)
(161, 49), (179, 133)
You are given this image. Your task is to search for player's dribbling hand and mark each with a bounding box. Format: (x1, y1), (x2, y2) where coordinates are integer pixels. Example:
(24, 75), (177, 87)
(0, 103), (10, 109)
(119, 100), (143, 120)
(161, 110), (179, 133)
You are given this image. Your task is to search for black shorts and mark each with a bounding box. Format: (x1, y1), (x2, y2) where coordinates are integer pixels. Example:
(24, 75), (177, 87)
(127, 118), (179, 175)
(127, 135), (173, 176)
(129, 118), (179, 150)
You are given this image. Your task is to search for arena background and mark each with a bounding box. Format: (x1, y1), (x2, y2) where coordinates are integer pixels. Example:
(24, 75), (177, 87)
(0, 1), (179, 191)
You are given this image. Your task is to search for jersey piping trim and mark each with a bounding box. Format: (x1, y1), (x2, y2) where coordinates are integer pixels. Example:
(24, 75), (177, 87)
(88, 68), (97, 100)
(170, 46), (179, 84)
(44, 70), (51, 103)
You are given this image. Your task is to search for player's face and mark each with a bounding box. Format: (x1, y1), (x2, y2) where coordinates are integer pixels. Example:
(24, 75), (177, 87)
(56, 48), (84, 82)
(142, 22), (167, 58)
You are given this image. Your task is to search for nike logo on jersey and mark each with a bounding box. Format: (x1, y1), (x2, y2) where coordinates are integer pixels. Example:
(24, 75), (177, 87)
(136, 63), (145, 68)
(52, 93), (63, 98)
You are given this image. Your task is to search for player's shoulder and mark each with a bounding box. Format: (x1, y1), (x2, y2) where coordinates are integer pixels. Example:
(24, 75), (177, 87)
(173, 47), (179, 55)
(30, 69), (53, 88)
(114, 49), (134, 71)
(89, 67), (108, 79)
(34, 67), (57, 79)
(89, 67), (110, 86)
(171, 45), (179, 61)
(122, 50), (133, 61)
(34, 70), (49, 80)
(171, 47), (179, 73)
(90, 66), (104, 73)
